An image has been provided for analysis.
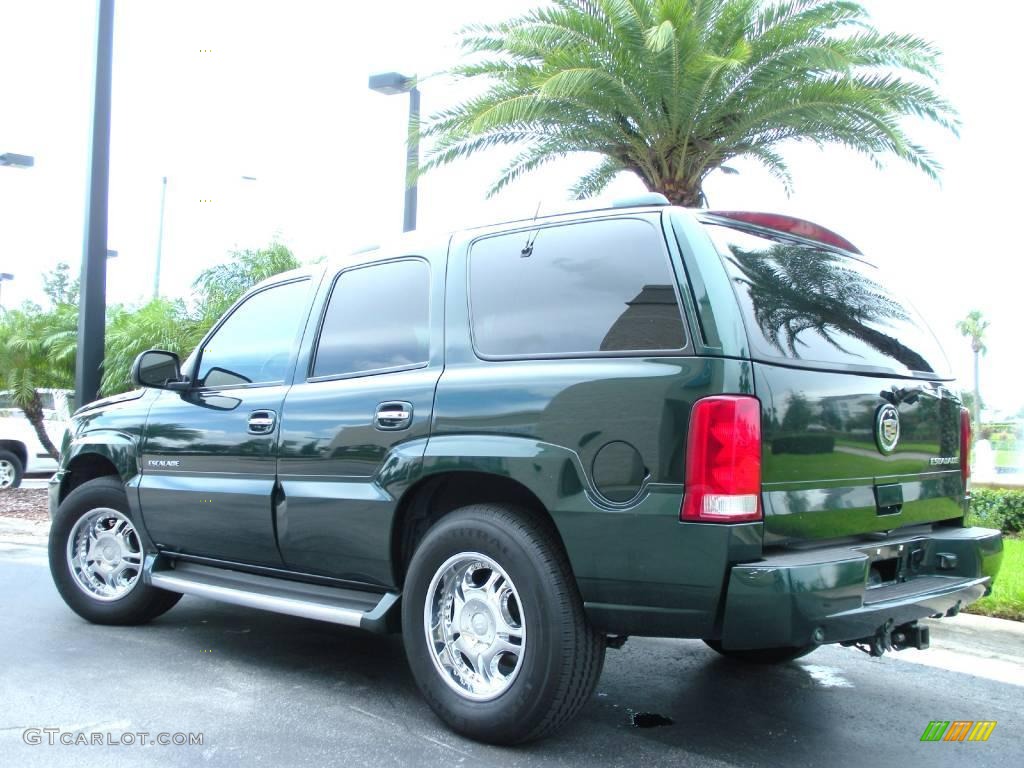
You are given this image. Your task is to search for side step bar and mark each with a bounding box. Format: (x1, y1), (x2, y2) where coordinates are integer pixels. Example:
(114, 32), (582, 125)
(145, 559), (399, 632)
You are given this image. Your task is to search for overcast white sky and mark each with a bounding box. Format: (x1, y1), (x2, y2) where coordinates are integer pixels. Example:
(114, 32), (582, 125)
(1, 1), (1021, 412)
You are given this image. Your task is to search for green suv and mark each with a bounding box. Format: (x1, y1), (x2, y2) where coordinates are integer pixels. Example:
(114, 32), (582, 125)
(47, 196), (1002, 744)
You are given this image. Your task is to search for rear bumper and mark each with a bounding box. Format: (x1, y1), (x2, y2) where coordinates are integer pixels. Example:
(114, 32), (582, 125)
(718, 526), (1003, 650)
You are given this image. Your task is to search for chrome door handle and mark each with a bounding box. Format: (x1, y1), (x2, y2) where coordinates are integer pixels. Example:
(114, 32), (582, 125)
(248, 410), (277, 434)
(375, 401), (413, 430)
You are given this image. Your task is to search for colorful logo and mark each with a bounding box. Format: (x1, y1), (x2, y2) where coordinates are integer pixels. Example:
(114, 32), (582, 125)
(920, 721), (996, 742)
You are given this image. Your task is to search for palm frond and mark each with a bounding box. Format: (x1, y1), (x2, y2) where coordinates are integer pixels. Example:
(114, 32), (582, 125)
(421, 0), (958, 203)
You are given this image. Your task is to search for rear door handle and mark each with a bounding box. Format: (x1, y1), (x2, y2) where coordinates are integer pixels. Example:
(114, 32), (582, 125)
(248, 410), (277, 434)
(375, 401), (413, 430)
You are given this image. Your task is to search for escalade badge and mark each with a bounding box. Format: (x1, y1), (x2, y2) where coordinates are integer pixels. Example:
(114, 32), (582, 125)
(875, 404), (900, 455)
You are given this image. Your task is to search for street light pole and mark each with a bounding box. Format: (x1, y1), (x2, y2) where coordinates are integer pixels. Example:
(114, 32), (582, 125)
(404, 85), (419, 234)
(369, 71), (420, 233)
(154, 175), (167, 300)
(75, 0), (115, 410)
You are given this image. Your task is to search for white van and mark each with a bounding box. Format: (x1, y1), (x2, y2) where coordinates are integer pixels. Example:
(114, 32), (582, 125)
(0, 389), (72, 488)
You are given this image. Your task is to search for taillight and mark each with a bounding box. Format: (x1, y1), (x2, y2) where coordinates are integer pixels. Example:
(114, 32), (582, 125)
(681, 395), (762, 523)
(960, 407), (971, 485)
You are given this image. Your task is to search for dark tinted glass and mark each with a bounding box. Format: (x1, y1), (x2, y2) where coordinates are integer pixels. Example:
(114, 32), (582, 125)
(469, 219), (686, 357)
(313, 259), (430, 378)
(708, 224), (950, 378)
(197, 279), (309, 387)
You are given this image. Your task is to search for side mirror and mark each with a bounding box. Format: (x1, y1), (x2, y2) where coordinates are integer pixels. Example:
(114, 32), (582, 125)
(131, 350), (188, 390)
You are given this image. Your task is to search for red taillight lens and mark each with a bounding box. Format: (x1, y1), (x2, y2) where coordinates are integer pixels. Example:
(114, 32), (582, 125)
(682, 395), (762, 523)
(960, 407), (971, 485)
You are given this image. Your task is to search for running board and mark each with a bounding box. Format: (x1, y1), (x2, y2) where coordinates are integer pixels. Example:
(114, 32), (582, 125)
(145, 558), (399, 632)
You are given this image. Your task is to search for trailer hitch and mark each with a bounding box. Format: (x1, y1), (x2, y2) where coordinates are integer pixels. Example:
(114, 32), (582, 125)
(842, 620), (929, 657)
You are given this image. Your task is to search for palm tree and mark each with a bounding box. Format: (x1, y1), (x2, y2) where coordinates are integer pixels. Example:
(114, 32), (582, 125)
(47, 243), (301, 396)
(0, 304), (76, 458)
(956, 310), (988, 423)
(423, 0), (958, 204)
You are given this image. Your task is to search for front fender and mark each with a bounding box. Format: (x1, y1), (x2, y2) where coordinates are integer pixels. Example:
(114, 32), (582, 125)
(50, 431), (142, 521)
(62, 430), (139, 482)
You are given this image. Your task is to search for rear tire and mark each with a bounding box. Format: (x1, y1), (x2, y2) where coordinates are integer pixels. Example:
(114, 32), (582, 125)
(49, 476), (181, 625)
(402, 504), (605, 744)
(704, 639), (817, 664)
(0, 449), (24, 489)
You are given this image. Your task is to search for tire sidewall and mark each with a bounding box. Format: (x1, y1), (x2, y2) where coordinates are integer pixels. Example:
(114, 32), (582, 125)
(48, 477), (166, 623)
(0, 449), (24, 490)
(402, 508), (572, 742)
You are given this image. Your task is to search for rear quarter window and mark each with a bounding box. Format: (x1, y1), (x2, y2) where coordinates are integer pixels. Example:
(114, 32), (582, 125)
(706, 223), (950, 379)
(468, 218), (687, 358)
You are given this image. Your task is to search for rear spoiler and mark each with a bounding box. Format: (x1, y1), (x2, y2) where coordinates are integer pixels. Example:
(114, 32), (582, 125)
(705, 211), (862, 255)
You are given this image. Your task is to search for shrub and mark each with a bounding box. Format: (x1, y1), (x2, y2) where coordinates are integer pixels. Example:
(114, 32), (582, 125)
(968, 488), (1024, 534)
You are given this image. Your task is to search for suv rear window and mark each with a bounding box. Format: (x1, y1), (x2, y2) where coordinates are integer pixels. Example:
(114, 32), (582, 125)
(707, 223), (950, 378)
(469, 218), (687, 358)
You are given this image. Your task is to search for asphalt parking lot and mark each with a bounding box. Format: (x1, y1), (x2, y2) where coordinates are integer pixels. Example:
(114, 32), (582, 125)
(0, 538), (1020, 768)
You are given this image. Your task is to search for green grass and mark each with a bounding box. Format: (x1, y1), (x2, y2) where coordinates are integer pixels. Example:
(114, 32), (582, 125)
(966, 537), (1024, 621)
(994, 450), (1022, 469)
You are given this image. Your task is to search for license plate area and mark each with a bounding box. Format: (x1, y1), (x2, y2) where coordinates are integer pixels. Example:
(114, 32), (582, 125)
(858, 541), (921, 589)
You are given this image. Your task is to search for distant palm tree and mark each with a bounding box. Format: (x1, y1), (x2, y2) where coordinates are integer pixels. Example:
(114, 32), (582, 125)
(46, 243), (302, 397)
(956, 310), (988, 423)
(0, 304), (76, 458)
(424, 0), (958, 204)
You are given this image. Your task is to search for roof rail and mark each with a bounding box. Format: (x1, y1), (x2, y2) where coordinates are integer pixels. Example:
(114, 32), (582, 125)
(704, 211), (861, 254)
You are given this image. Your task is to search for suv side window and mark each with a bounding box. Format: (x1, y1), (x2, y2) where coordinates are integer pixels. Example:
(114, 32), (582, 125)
(469, 218), (687, 358)
(196, 279), (310, 387)
(311, 259), (430, 379)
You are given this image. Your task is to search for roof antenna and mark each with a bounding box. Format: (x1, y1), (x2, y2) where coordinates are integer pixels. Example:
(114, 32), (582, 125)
(521, 201), (542, 257)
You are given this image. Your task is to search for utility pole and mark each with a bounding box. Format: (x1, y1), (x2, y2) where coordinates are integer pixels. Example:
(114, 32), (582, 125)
(404, 85), (419, 233)
(75, 0), (115, 410)
(368, 72), (420, 232)
(154, 175), (167, 299)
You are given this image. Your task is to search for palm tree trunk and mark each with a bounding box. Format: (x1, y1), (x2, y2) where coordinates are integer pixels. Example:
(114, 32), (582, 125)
(973, 349), (981, 424)
(653, 179), (703, 208)
(20, 390), (60, 460)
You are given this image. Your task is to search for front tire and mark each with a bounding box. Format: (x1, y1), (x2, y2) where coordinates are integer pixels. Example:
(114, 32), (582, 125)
(49, 476), (181, 625)
(0, 449), (24, 489)
(402, 504), (605, 744)
(704, 639), (817, 664)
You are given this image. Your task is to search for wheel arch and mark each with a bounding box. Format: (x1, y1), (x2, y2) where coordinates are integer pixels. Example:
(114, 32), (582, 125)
(0, 440), (28, 469)
(59, 432), (138, 504)
(390, 469), (573, 588)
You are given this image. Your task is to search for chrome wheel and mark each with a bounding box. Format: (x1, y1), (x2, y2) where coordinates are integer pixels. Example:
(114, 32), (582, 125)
(424, 552), (527, 701)
(0, 459), (15, 488)
(66, 508), (143, 601)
